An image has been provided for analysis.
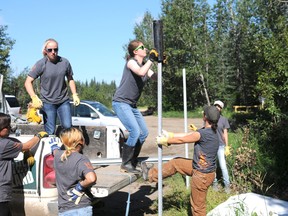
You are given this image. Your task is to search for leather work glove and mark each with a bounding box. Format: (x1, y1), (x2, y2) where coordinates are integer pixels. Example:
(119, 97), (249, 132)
(35, 131), (49, 139)
(48, 136), (63, 153)
(149, 48), (159, 62)
(162, 130), (174, 139)
(156, 136), (170, 147)
(225, 145), (231, 156)
(72, 93), (80, 106)
(189, 124), (198, 131)
(31, 95), (43, 109)
(67, 182), (85, 205)
(23, 150), (35, 167)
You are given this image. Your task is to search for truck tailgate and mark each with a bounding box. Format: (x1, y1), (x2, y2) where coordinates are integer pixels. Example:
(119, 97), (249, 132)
(90, 156), (177, 198)
(91, 165), (138, 198)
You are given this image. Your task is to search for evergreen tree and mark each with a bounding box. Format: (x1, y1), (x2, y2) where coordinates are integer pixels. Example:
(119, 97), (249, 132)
(0, 25), (15, 93)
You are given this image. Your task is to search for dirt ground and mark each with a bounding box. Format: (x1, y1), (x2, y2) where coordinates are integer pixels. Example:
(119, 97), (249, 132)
(94, 116), (203, 216)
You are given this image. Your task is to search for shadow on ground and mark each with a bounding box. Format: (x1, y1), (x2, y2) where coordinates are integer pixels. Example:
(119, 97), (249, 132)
(93, 184), (158, 216)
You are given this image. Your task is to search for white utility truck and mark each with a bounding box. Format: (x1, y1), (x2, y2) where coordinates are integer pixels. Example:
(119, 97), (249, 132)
(0, 74), (138, 215)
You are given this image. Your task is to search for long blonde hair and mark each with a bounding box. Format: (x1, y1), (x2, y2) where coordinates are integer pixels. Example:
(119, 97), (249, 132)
(42, 38), (58, 56)
(59, 127), (85, 161)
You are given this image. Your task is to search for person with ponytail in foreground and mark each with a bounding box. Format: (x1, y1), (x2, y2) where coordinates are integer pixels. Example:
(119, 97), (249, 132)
(141, 105), (220, 216)
(48, 127), (96, 216)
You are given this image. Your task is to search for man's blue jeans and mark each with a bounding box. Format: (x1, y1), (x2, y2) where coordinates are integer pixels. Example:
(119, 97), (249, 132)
(41, 100), (72, 135)
(112, 101), (148, 147)
(214, 145), (230, 186)
(59, 206), (92, 216)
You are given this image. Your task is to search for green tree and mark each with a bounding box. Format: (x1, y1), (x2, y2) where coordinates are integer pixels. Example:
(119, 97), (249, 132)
(132, 11), (158, 108)
(10, 67), (31, 108)
(209, 0), (236, 105)
(255, 0), (288, 118)
(77, 78), (116, 108)
(0, 25), (15, 93)
(161, 0), (213, 110)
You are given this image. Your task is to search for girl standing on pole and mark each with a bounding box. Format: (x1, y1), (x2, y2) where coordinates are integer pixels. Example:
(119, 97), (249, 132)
(112, 40), (158, 173)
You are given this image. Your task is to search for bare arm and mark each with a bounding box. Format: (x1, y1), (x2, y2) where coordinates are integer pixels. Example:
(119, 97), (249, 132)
(127, 59), (155, 77)
(22, 136), (40, 152)
(148, 69), (157, 80)
(80, 171), (97, 188)
(223, 128), (228, 146)
(67, 75), (77, 94)
(168, 131), (201, 145)
(24, 76), (36, 97)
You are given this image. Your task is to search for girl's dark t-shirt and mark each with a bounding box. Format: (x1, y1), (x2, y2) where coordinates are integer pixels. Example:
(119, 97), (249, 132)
(193, 127), (219, 173)
(54, 150), (94, 213)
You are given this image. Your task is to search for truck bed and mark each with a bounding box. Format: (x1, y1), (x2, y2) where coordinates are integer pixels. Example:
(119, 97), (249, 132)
(91, 156), (176, 198)
(92, 165), (139, 198)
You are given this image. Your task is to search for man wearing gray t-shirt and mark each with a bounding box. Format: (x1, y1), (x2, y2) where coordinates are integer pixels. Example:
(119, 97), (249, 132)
(213, 100), (231, 193)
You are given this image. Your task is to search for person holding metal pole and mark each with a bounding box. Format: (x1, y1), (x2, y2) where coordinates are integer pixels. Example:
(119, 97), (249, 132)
(112, 40), (158, 173)
(142, 105), (220, 216)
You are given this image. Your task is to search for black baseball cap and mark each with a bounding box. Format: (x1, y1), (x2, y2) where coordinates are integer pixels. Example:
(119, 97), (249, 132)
(203, 105), (220, 122)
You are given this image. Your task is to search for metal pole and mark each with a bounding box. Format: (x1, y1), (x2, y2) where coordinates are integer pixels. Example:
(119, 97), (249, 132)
(157, 62), (163, 216)
(153, 20), (164, 216)
(183, 69), (190, 188)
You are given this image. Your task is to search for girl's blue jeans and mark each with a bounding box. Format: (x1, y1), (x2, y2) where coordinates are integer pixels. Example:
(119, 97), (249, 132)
(112, 101), (148, 147)
(41, 100), (72, 135)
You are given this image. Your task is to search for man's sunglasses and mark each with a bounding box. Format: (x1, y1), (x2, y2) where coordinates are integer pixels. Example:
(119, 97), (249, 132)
(134, 45), (145, 51)
(46, 48), (58, 53)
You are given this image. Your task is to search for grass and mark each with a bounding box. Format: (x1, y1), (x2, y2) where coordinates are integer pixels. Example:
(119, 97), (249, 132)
(161, 109), (203, 118)
(145, 125), (242, 215)
(141, 109), (279, 215)
(147, 173), (232, 216)
(149, 107), (233, 119)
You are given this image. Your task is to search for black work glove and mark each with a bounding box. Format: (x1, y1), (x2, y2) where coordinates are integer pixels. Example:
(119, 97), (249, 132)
(149, 49), (159, 62)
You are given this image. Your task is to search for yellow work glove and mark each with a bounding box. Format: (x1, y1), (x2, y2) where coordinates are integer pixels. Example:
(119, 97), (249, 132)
(27, 107), (42, 124)
(72, 93), (80, 106)
(189, 124), (198, 131)
(35, 131), (49, 139)
(225, 146), (231, 156)
(162, 130), (174, 138)
(156, 136), (170, 147)
(23, 151), (35, 167)
(31, 95), (43, 109)
(149, 48), (159, 62)
(163, 54), (168, 64)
